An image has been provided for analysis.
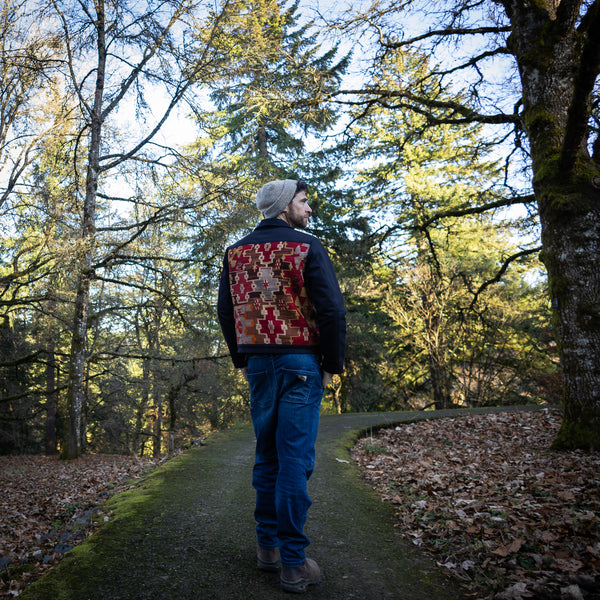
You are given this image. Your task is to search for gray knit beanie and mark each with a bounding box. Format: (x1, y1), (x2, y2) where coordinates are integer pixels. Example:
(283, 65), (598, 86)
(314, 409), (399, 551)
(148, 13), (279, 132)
(256, 180), (297, 218)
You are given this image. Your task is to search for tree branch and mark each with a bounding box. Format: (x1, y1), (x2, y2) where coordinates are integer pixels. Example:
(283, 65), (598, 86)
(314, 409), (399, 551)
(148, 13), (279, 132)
(91, 206), (175, 271)
(330, 88), (518, 125)
(383, 25), (512, 49)
(99, 0), (235, 173)
(559, 1), (600, 174)
(417, 194), (536, 229)
(88, 350), (228, 363)
(93, 275), (201, 334)
(469, 246), (543, 309)
(429, 47), (513, 79)
(0, 350), (45, 368)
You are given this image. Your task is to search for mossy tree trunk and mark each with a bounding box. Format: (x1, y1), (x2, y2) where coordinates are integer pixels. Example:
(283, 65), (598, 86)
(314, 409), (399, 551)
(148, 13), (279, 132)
(505, 1), (600, 449)
(44, 337), (58, 456)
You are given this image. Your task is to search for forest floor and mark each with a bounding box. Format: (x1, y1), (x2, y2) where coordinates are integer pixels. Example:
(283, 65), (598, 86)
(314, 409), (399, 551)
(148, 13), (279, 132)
(1, 409), (599, 599)
(352, 409), (600, 600)
(0, 450), (167, 597)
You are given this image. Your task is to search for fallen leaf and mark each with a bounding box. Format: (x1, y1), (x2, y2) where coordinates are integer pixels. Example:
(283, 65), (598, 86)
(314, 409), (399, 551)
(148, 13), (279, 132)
(494, 582), (534, 599)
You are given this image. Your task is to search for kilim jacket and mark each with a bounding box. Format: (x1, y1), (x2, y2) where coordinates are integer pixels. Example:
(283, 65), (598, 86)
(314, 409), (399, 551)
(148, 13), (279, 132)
(217, 218), (346, 373)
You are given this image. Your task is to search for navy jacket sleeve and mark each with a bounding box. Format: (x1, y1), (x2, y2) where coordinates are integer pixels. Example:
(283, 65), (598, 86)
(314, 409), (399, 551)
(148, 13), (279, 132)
(217, 251), (248, 369)
(304, 239), (347, 373)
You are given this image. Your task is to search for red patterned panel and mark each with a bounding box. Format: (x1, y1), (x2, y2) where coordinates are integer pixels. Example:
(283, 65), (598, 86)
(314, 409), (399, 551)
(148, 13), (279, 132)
(228, 242), (319, 347)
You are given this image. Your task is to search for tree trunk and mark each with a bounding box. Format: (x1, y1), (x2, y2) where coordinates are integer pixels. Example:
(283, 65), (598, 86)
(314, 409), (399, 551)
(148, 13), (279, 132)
(331, 382), (343, 414)
(153, 382), (162, 458)
(540, 192), (600, 449)
(63, 0), (106, 459)
(257, 124), (269, 158)
(429, 352), (452, 410)
(44, 339), (58, 455)
(416, 232), (453, 410)
(133, 357), (151, 456)
(64, 275), (91, 459)
(168, 386), (177, 453)
(508, 3), (600, 449)
(423, 300), (452, 409)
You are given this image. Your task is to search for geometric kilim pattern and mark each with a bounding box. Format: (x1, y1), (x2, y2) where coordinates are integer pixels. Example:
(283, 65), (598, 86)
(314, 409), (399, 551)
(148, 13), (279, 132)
(228, 241), (319, 346)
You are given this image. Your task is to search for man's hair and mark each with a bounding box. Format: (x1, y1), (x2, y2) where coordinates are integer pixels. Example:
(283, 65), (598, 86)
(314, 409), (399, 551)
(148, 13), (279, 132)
(295, 180), (308, 195)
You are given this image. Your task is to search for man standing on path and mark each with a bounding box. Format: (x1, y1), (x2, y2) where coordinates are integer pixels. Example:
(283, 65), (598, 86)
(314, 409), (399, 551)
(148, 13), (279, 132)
(217, 179), (346, 593)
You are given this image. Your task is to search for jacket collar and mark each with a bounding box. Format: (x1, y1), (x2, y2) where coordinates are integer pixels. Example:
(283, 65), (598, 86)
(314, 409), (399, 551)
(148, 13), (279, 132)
(256, 218), (292, 230)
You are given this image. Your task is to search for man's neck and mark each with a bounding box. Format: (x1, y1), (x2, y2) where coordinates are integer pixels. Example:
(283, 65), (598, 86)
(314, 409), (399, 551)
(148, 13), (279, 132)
(277, 213), (294, 228)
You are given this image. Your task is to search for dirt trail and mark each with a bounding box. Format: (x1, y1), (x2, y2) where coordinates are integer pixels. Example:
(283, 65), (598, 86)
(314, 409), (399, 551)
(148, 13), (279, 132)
(18, 409), (500, 600)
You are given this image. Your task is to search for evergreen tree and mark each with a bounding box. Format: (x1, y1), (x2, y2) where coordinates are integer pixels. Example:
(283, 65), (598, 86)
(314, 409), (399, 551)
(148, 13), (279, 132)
(198, 0), (348, 181)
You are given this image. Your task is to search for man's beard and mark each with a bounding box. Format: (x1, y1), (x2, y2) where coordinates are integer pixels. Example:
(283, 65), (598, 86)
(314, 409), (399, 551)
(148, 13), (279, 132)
(288, 210), (308, 229)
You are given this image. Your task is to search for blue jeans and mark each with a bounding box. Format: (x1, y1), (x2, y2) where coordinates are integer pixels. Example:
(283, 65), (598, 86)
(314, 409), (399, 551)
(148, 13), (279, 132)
(247, 353), (324, 567)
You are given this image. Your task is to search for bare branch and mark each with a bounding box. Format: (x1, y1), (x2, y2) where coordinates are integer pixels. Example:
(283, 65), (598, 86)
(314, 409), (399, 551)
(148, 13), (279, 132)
(417, 194), (536, 229)
(330, 88), (518, 125)
(93, 275), (200, 333)
(384, 25), (511, 50)
(89, 351), (227, 363)
(469, 246), (543, 309)
(100, 0), (235, 172)
(91, 206), (174, 271)
(0, 350), (45, 368)
(100, 1), (192, 121)
(51, 0), (91, 117)
(429, 46), (513, 79)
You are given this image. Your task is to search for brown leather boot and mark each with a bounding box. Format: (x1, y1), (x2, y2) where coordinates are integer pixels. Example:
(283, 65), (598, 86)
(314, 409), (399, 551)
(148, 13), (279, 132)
(280, 557), (321, 593)
(257, 546), (280, 572)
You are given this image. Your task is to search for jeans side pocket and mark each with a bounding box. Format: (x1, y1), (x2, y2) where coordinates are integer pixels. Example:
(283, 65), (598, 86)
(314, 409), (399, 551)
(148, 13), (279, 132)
(280, 369), (320, 404)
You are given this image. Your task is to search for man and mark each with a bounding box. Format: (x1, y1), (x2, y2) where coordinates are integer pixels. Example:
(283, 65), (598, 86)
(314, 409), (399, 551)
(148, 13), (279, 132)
(217, 179), (346, 593)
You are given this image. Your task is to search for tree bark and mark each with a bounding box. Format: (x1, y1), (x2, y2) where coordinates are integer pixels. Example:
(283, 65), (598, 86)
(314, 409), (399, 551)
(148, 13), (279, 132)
(541, 194), (600, 449)
(506, 1), (600, 449)
(429, 351), (452, 410)
(153, 380), (162, 458)
(44, 339), (58, 455)
(422, 287), (452, 409)
(134, 357), (151, 456)
(168, 386), (177, 453)
(414, 230), (453, 410)
(63, 0), (106, 459)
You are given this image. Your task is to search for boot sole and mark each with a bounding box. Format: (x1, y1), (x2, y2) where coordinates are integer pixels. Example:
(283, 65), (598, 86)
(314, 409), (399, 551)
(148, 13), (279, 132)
(280, 575), (321, 593)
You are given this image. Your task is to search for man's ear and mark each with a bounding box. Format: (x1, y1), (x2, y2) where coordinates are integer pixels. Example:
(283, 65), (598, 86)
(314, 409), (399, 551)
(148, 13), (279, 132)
(278, 204), (291, 224)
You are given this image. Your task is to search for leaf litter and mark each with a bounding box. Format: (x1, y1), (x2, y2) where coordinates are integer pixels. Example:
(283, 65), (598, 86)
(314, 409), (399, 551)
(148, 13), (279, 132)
(352, 410), (600, 600)
(0, 452), (168, 597)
